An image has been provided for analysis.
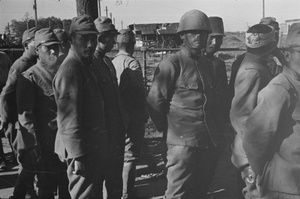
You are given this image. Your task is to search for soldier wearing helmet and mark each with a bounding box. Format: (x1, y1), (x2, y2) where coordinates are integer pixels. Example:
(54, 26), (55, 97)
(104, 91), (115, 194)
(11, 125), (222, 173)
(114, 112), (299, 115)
(147, 10), (224, 199)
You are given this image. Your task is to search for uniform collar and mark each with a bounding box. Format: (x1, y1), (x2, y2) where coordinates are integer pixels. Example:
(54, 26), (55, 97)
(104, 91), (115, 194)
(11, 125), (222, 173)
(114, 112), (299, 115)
(283, 66), (300, 82)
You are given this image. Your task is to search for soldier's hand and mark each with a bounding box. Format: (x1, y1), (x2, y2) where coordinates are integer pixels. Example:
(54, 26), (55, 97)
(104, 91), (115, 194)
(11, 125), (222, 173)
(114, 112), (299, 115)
(241, 165), (257, 184)
(73, 156), (88, 177)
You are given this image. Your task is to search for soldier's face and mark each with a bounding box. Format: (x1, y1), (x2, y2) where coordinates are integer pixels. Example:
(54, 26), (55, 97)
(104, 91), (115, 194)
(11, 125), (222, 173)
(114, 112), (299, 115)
(285, 48), (300, 74)
(181, 30), (208, 50)
(206, 35), (223, 54)
(98, 32), (116, 52)
(37, 44), (59, 66)
(71, 33), (97, 60)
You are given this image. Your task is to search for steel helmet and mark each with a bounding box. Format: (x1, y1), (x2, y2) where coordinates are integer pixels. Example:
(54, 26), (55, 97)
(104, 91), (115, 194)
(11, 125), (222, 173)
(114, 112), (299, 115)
(177, 10), (211, 34)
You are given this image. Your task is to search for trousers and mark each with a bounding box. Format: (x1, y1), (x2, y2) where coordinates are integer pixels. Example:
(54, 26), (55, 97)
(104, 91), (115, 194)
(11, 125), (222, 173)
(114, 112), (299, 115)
(165, 144), (220, 199)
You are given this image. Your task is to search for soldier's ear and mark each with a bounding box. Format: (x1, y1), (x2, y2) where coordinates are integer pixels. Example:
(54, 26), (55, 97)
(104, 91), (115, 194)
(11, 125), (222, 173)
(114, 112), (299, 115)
(35, 47), (39, 56)
(283, 49), (292, 63)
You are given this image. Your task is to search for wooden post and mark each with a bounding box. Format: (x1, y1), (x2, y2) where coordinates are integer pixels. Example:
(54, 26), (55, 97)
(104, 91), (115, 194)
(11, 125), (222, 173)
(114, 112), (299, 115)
(141, 47), (147, 88)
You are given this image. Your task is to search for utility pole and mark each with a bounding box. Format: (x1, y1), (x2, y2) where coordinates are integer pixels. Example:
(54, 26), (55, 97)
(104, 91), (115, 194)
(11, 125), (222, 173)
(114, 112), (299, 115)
(33, 0), (38, 27)
(121, 20), (123, 29)
(262, 0), (265, 18)
(97, 0), (101, 17)
(113, 17), (115, 25)
(23, 12), (30, 30)
(110, 12), (112, 20)
(105, 6), (108, 17)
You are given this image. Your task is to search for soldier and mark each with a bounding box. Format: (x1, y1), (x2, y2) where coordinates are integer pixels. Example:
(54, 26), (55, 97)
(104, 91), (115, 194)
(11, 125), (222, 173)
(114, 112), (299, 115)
(204, 16), (239, 199)
(17, 28), (70, 199)
(112, 29), (147, 199)
(53, 28), (70, 65)
(93, 16), (128, 199)
(204, 16), (229, 121)
(230, 24), (276, 199)
(243, 22), (300, 199)
(53, 15), (107, 199)
(0, 27), (39, 199)
(147, 10), (223, 199)
(228, 17), (285, 105)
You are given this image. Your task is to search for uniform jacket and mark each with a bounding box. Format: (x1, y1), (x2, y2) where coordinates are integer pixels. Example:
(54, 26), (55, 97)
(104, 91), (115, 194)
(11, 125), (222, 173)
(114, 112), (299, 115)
(93, 50), (128, 154)
(0, 50), (36, 123)
(53, 50), (106, 160)
(147, 46), (223, 148)
(0, 50), (36, 152)
(230, 52), (272, 169)
(17, 60), (58, 152)
(206, 55), (229, 122)
(112, 52), (147, 123)
(243, 66), (300, 196)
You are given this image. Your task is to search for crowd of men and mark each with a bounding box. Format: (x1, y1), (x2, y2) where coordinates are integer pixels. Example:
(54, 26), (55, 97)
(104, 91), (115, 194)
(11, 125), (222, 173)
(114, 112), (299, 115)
(0, 8), (300, 199)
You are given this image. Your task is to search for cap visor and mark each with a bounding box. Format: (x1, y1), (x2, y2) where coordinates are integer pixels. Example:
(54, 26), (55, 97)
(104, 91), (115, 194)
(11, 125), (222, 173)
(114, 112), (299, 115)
(76, 30), (99, 35)
(42, 41), (61, 46)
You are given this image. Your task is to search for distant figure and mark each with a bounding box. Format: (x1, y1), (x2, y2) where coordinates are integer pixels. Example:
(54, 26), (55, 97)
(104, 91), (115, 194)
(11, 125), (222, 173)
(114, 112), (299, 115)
(112, 29), (147, 199)
(0, 27), (39, 199)
(204, 16), (239, 199)
(243, 22), (300, 199)
(53, 15), (106, 199)
(147, 10), (224, 199)
(228, 17), (285, 105)
(93, 16), (128, 199)
(230, 24), (276, 199)
(53, 28), (70, 65)
(17, 28), (70, 199)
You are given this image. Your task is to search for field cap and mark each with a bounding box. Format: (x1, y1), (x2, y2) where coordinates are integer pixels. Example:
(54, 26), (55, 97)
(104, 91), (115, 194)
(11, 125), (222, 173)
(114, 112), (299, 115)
(94, 17), (118, 33)
(34, 28), (60, 48)
(285, 23), (300, 51)
(245, 24), (275, 48)
(260, 17), (279, 31)
(116, 29), (136, 44)
(22, 27), (39, 44)
(209, 17), (225, 36)
(69, 15), (99, 36)
(53, 28), (68, 42)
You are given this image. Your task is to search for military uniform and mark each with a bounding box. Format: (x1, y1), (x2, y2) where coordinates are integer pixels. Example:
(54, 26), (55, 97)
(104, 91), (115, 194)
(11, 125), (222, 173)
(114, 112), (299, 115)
(93, 49), (128, 199)
(147, 46), (222, 199)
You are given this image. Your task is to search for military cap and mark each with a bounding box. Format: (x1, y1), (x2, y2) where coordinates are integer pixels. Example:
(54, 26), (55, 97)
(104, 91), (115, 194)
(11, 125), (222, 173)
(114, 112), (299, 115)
(245, 24), (275, 49)
(94, 17), (118, 33)
(69, 15), (99, 36)
(260, 17), (279, 31)
(116, 29), (136, 44)
(22, 27), (39, 44)
(34, 28), (60, 48)
(209, 17), (225, 36)
(285, 23), (300, 51)
(53, 28), (68, 42)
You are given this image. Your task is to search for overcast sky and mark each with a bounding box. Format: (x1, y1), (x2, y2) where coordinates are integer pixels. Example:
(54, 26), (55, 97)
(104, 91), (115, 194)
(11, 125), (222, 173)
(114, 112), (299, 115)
(0, 0), (299, 33)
